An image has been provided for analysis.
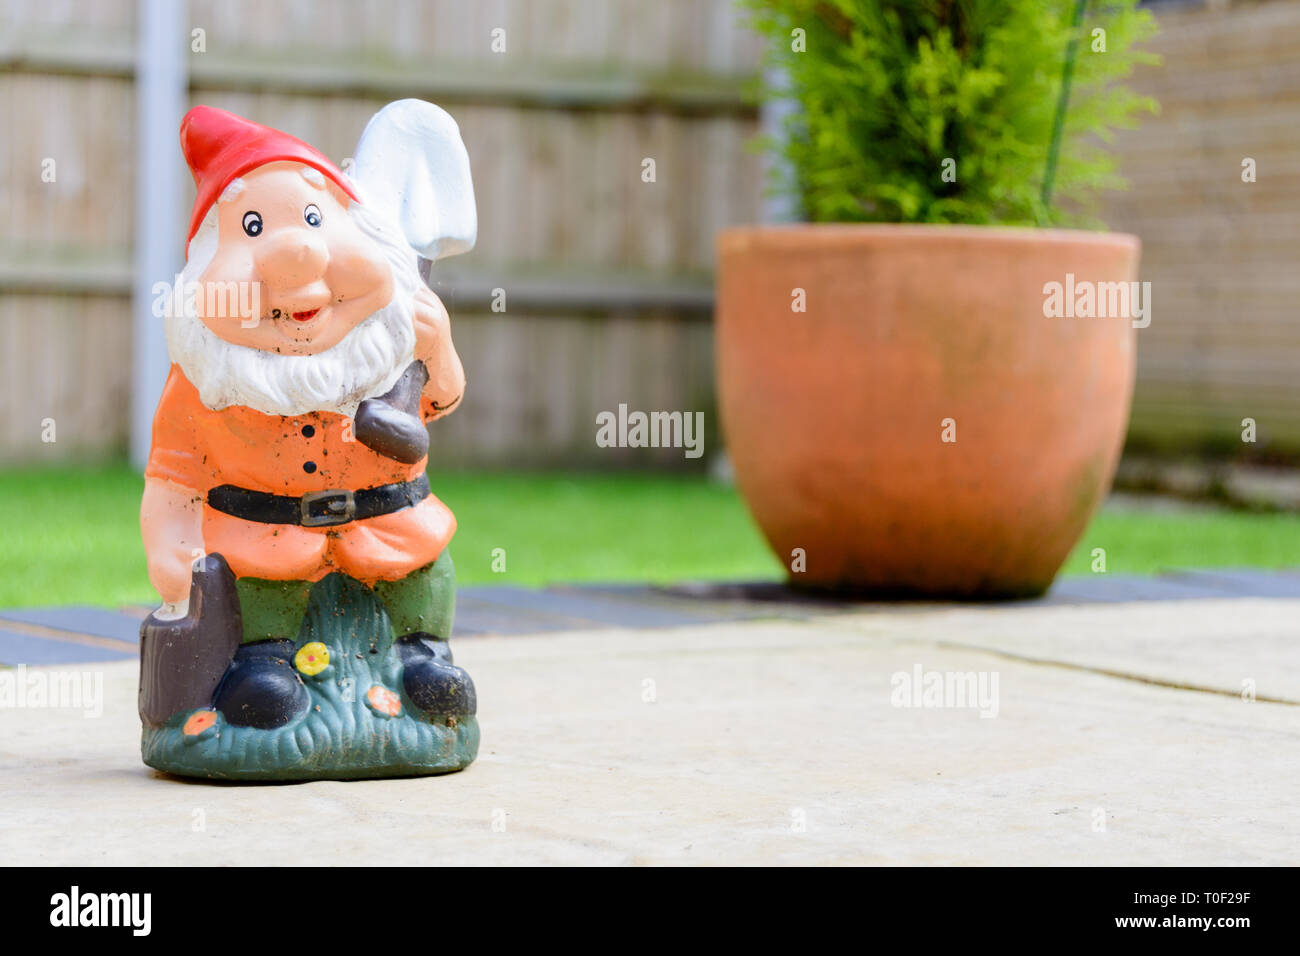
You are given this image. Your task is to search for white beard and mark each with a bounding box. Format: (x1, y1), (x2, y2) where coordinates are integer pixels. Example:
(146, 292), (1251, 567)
(167, 202), (419, 418)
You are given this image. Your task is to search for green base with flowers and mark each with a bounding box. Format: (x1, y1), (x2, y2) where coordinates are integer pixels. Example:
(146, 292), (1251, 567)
(141, 570), (478, 781)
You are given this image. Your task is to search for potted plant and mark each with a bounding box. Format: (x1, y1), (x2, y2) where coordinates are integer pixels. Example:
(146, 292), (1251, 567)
(717, 0), (1158, 597)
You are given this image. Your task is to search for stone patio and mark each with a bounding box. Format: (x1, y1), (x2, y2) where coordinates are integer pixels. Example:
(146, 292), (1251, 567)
(2, 574), (1297, 864)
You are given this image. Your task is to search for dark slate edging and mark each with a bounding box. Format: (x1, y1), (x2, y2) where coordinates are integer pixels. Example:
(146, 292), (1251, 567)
(0, 606), (144, 643)
(6, 569), (1300, 666)
(0, 628), (139, 666)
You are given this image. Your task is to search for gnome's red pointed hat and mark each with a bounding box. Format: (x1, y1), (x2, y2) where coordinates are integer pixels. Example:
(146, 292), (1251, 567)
(180, 105), (358, 244)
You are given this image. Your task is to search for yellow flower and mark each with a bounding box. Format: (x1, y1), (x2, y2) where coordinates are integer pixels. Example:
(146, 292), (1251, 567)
(294, 641), (330, 676)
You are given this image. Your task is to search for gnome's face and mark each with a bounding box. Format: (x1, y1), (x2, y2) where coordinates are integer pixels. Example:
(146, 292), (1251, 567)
(196, 162), (394, 356)
(169, 101), (475, 417)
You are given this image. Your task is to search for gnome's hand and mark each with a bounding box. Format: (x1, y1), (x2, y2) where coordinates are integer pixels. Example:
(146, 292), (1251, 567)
(346, 99), (476, 457)
(354, 361), (431, 464)
(412, 285), (466, 421)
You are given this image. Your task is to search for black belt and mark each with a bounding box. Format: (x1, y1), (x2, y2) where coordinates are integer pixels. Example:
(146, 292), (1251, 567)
(207, 474), (430, 528)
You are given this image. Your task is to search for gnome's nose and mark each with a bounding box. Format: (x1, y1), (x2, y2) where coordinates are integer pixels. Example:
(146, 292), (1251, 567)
(254, 231), (328, 287)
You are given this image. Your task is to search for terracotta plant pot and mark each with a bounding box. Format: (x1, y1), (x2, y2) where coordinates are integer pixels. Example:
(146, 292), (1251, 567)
(716, 224), (1140, 598)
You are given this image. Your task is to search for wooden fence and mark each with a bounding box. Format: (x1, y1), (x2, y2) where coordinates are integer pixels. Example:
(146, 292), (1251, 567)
(0, 0), (762, 468)
(1101, 0), (1300, 456)
(2, 0), (1298, 467)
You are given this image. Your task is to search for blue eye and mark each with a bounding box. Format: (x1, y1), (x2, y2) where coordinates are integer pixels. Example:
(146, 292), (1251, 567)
(242, 211), (263, 237)
(304, 204), (322, 227)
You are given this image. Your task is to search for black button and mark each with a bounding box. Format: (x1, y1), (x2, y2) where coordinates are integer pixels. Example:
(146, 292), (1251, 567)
(303, 461), (317, 473)
(301, 424), (315, 438)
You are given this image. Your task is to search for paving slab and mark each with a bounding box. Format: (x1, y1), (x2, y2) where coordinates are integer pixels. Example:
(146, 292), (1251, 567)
(835, 598), (1300, 703)
(1, 597), (1296, 865)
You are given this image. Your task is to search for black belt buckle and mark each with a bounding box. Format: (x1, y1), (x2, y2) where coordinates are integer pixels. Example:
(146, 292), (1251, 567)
(300, 489), (356, 527)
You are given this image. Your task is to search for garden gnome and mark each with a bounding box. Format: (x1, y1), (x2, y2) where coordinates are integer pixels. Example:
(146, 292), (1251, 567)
(137, 100), (479, 779)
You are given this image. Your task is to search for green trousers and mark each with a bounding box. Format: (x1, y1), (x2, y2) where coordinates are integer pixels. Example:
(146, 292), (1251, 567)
(234, 550), (456, 645)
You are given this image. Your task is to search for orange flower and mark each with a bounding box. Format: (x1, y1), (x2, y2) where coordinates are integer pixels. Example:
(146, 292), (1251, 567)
(183, 709), (217, 736)
(366, 685), (402, 718)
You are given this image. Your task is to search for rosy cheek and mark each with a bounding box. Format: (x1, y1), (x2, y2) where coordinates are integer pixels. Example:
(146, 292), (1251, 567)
(327, 235), (393, 305)
(198, 248), (255, 294)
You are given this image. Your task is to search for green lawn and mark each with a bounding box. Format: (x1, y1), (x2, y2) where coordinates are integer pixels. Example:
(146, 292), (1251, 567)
(2, 465), (1299, 608)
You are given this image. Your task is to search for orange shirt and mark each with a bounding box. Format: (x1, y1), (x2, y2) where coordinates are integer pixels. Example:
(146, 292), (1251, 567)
(144, 365), (455, 585)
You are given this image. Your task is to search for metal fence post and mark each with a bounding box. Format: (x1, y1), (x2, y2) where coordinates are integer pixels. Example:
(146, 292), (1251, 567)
(130, 0), (188, 468)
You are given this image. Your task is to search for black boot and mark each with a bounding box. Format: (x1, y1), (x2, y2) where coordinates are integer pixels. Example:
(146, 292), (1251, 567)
(396, 633), (476, 718)
(213, 640), (308, 729)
